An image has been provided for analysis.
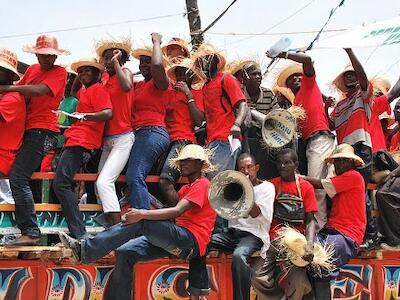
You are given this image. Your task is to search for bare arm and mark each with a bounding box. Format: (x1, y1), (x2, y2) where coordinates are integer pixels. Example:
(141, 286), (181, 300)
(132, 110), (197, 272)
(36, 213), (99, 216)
(175, 82), (204, 127)
(387, 76), (400, 103)
(150, 33), (169, 91)
(83, 108), (112, 122)
(303, 212), (316, 261)
(230, 100), (248, 138)
(112, 50), (133, 92)
(249, 202), (261, 218)
(322, 95), (335, 130)
(277, 52), (315, 77)
(0, 84), (50, 97)
(344, 48), (368, 91)
(302, 176), (323, 189)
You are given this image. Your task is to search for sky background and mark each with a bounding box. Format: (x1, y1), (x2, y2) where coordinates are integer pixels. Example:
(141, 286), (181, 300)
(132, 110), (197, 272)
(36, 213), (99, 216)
(1, 0), (399, 96)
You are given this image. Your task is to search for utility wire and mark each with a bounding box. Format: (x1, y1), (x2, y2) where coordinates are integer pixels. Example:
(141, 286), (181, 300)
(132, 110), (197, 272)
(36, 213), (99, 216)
(0, 12), (186, 40)
(208, 28), (346, 36)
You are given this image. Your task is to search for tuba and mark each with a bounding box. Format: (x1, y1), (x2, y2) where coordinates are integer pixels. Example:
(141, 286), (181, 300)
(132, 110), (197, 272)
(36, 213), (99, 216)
(208, 170), (254, 220)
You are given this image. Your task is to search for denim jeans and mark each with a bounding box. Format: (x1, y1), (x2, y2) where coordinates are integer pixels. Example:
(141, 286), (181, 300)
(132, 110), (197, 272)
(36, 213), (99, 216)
(9, 129), (57, 237)
(208, 228), (262, 300)
(53, 147), (89, 239)
(126, 127), (169, 209)
(80, 220), (207, 300)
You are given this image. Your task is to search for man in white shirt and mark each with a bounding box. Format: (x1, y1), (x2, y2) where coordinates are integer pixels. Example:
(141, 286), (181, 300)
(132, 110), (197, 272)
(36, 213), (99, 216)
(208, 153), (275, 300)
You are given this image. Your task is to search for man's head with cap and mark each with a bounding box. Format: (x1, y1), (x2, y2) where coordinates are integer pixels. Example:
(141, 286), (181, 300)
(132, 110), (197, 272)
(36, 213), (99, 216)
(325, 144), (364, 175)
(0, 48), (20, 85)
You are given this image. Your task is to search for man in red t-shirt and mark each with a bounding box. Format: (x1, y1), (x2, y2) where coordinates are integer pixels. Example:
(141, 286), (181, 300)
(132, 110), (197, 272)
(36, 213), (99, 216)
(252, 148), (318, 299)
(303, 143), (366, 299)
(53, 58), (112, 239)
(0, 36), (68, 246)
(58, 144), (217, 300)
(0, 49), (25, 177)
(269, 51), (335, 231)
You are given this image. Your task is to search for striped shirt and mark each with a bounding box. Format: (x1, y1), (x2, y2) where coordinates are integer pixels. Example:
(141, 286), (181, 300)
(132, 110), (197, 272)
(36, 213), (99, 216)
(245, 86), (278, 115)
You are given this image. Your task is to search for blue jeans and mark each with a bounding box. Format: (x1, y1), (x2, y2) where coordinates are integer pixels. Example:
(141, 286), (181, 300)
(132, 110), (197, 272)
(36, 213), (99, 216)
(53, 147), (90, 239)
(80, 221), (208, 300)
(126, 127), (169, 209)
(9, 129), (57, 237)
(206, 140), (241, 180)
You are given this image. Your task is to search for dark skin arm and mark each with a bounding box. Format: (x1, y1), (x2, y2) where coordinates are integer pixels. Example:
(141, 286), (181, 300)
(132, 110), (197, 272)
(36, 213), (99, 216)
(303, 212), (316, 262)
(277, 51), (315, 77)
(175, 81), (204, 127)
(0, 84), (51, 97)
(249, 202), (261, 218)
(70, 76), (82, 98)
(344, 48), (368, 91)
(72, 108), (112, 122)
(150, 33), (169, 91)
(231, 101), (248, 138)
(122, 199), (193, 224)
(388, 123), (400, 141)
(111, 50), (133, 92)
(302, 176), (323, 189)
(387, 76), (400, 103)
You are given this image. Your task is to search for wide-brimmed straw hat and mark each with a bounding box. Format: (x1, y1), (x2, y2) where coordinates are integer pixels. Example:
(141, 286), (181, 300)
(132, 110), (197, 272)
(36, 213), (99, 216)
(23, 35), (70, 56)
(71, 58), (105, 73)
(169, 144), (214, 172)
(275, 63), (303, 88)
(272, 85), (295, 104)
(0, 48), (20, 81)
(131, 46), (153, 60)
(275, 226), (335, 272)
(332, 64), (355, 94)
(227, 59), (260, 77)
(370, 76), (391, 95)
(193, 43), (226, 72)
(166, 58), (203, 85)
(325, 143), (364, 166)
(161, 37), (190, 58)
(95, 37), (133, 58)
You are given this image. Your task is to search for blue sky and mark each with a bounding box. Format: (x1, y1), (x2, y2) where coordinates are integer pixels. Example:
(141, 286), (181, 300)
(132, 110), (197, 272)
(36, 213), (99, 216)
(1, 0), (399, 95)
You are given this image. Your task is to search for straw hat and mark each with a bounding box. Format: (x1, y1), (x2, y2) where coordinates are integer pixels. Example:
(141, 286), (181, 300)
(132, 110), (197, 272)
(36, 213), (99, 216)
(131, 46), (153, 60)
(169, 144), (214, 172)
(95, 37), (133, 58)
(272, 85), (295, 104)
(275, 63), (303, 88)
(275, 226), (335, 272)
(325, 143), (364, 166)
(227, 59), (259, 77)
(192, 43), (226, 72)
(370, 76), (391, 95)
(0, 48), (20, 81)
(161, 37), (190, 58)
(70, 58), (105, 73)
(23, 35), (70, 56)
(166, 58), (203, 85)
(332, 64), (355, 93)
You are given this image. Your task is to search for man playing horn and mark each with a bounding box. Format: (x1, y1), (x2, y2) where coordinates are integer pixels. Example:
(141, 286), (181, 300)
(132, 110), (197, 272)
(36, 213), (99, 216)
(303, 144), (366, 299)
(208, 153), (275, 300)
(268, 51), (335, 232)
(252, 148), (318, 299)
(58, 144), (216, 300)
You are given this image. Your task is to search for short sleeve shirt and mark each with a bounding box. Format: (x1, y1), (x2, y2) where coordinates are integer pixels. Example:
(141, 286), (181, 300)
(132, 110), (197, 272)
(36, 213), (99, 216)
(64, 83), (112, 150)
(370, 95), (390, 153)
(18, 64), (67, 132)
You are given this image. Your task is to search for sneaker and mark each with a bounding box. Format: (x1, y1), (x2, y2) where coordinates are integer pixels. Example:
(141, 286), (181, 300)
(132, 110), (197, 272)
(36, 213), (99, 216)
(58, 231), (81, 263)
(380, 243), (400, 251)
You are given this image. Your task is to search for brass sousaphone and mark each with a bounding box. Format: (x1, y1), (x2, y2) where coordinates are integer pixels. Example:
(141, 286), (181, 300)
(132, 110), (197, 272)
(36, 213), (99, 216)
(208, 170), (254, 219)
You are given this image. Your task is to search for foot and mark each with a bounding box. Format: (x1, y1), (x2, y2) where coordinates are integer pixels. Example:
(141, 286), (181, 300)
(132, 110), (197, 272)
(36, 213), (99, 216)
(3, 235), (40, 247)
(380, 243), (400, 251)
(58, 231), (82, 263)
(359, 238), (379, 251)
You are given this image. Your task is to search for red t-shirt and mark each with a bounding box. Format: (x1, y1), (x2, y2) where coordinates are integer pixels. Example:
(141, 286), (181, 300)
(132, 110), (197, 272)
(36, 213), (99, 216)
(18, 64), (67, 133)
(131, 79), (170, 129)
(202, 73), (245, 143)
(175, 177), (216, 256)
(332, 84), (373, 147)
(103, 69), (134, 136)
(165, 89), (204, 143)
(268, 177), (318, 241)
(325, 169), (366, 246)
(294, 75), (330, 139)
(370, 95), (390, 153)
(390, 131), (400, 152)
(64, 83), (112, 150)
(0, 92), (26, 175)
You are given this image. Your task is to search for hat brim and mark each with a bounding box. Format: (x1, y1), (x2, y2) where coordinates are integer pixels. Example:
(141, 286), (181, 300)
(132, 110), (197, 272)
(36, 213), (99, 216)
(228, 59), (258, 76)
(332, 66), (355, 93)
(272, 86), (295, 104)
(325, 153), (364, 166)
(161, 42), (190, 58)
(96, 42), (132, 58)
(169, 157), (213, 173)
(23, 45), (70, 56)
(0, 62), (20, 81)
(276, 64), (303, 88)
(70, 61), (105, 73)
(166, 65), (203, 85)
(132, 48), (152, 60)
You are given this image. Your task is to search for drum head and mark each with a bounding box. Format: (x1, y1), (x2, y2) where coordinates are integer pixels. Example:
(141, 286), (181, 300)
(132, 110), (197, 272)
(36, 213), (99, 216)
(261, 109), (296, 149)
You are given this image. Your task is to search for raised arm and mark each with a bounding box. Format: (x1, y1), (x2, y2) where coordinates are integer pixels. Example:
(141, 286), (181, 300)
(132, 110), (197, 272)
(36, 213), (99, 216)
(175, 82), (204, 127)
(150, 33), (169, 91)
(276, 52), (315, 77)
(230, 101), (249, 138)
(111, 50), (133, 92)
(344, 48), (368, 91)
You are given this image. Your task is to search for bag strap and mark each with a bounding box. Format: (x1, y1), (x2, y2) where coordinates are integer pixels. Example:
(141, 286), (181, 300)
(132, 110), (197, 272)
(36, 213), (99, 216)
(277, 175), (303, 199)
(220, 73), (231, 113)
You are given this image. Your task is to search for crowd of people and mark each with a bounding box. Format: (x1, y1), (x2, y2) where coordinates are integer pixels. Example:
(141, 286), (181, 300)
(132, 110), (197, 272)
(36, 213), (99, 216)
(1, 32), (400, 299)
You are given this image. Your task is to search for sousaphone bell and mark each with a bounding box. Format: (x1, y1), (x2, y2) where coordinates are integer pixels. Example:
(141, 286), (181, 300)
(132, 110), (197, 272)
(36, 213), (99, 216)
(208, 170), (254, 220)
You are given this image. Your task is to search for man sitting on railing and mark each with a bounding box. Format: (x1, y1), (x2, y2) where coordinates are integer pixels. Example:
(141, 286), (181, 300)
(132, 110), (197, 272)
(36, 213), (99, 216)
(58, 144), (216, 300)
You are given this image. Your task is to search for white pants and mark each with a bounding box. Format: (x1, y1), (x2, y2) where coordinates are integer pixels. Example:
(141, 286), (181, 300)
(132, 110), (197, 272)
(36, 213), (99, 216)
(306, 134), (335, 230)
(96, 132), (134, 212)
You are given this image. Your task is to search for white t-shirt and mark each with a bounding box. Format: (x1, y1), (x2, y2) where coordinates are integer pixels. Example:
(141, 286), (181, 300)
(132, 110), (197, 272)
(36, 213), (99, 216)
(229, 180), (275, 258)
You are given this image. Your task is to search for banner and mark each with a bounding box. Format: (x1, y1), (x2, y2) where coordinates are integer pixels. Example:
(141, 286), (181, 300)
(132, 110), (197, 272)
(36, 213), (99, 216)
(314, 16), (400, 48)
